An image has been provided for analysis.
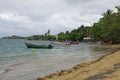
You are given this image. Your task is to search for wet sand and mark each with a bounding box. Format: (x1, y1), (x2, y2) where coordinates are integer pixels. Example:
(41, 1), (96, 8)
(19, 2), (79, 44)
(37, 44), (120, 80)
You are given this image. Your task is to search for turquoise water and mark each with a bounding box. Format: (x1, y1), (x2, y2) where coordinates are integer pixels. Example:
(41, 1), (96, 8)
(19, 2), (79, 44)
(0, 39), (115, 80)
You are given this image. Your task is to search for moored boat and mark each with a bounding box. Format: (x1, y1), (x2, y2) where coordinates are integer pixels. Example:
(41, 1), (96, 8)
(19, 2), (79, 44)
(70, 41), (79, 44)
(51, 41), (70, 46)
(25, 42), (53, 49)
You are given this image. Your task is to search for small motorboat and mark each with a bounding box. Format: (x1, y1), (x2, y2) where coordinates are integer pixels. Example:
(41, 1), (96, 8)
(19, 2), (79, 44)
(70, 41), (79, 44)
(51, 42), (70, 46)
(25, 42), (53, 49)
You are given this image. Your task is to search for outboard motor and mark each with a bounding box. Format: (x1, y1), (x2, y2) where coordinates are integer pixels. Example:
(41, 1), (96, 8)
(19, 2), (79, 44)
(48, 44), (53, 49)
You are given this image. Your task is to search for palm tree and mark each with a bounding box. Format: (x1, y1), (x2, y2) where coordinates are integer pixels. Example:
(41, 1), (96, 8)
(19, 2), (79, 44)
(102, 9), (113, 17)
(47, 29), (50, 36)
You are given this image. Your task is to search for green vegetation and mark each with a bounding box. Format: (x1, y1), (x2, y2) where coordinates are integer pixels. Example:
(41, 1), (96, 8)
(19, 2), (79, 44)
(58, 25), (91, 41)
(26, 35), (56, 40)
(91, 6), (120, 44)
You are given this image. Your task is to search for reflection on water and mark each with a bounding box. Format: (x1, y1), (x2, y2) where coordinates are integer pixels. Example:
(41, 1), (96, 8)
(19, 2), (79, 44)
(0, 39), (116, 80)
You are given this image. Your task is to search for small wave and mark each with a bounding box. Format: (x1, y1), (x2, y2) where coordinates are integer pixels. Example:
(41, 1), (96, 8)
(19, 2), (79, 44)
(10, 63), (24, 67)
(0, 62), (24, 70)
(0, 69), (12, 74)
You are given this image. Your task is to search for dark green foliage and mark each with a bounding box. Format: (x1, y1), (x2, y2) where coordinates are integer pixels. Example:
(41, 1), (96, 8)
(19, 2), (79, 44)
(58, 32), (67, 40)
(91, 7), (120, 44)
(26, 35), (56, 40)
(58, 25), (91, 41)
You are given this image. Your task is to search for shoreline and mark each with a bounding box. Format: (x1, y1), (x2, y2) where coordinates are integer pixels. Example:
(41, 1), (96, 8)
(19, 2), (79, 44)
(37, 44), (120, 80)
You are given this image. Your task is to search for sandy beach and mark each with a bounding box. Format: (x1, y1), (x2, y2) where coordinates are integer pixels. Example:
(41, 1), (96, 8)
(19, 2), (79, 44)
(37, 44), (120, 80)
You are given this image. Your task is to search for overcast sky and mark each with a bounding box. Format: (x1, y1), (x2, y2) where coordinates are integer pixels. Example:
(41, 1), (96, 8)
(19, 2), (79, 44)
(0, 0), (119, 37)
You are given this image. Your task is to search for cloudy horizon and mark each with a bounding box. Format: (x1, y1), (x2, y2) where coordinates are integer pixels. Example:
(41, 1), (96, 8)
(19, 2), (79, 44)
(0, 0), (119, 37)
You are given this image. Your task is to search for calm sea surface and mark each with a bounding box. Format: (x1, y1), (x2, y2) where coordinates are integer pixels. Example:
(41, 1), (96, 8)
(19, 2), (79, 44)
(0, 39), (115, 80)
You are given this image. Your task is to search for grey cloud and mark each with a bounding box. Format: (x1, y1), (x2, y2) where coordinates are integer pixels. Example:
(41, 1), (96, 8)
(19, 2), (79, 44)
(0, 0), (119, 37)
(65, 0), (96, 4)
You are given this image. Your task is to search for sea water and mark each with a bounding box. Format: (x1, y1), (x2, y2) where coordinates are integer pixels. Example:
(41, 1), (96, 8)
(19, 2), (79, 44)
(0, 39), (116, 80)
